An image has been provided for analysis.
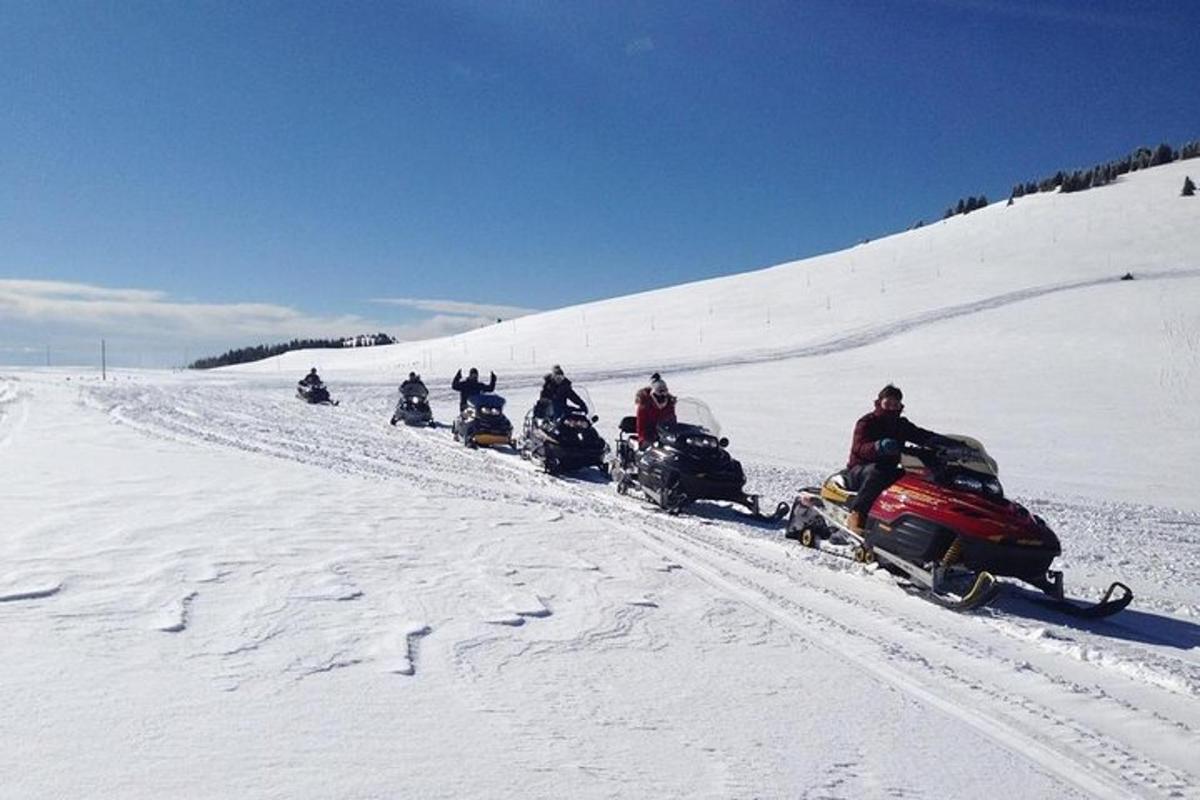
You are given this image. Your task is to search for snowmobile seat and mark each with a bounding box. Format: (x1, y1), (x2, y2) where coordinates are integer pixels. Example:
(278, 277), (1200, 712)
(619, 416), (637, 435)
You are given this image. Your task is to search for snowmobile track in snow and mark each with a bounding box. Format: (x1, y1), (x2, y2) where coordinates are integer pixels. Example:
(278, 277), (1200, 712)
(88, 378), (1200, 799)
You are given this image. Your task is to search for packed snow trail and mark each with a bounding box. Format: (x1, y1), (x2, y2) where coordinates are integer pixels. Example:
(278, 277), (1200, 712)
(72, 373), (1200, 799)
(7, 373), (1107, 799)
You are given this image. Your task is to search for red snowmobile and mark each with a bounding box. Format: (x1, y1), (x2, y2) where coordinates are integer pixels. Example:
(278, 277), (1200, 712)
(787, 436), (1132, 615)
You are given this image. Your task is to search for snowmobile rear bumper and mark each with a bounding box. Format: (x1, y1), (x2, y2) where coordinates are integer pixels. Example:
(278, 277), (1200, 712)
(674, 472), (748, 504)
(473, 432), (512, 447)
(541, 442), (607, 471)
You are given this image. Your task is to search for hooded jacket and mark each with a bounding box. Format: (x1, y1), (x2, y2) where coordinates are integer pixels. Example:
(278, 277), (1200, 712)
(400, 377), (428, 398)
(539, 375), (587, 415)
(635, 386), (677, 444)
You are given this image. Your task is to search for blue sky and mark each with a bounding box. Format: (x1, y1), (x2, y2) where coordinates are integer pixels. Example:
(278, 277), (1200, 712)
(2, 0), (1198, 365)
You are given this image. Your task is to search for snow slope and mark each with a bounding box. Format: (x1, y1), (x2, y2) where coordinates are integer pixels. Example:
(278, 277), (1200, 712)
(233, 159), (1200, 510)
(4, 161), (1200, 798)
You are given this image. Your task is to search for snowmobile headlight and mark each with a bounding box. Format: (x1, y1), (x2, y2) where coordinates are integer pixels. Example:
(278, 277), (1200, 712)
(480, 406), (500, 416)
(564, 417), (590, 429)
(984, 479), (1003, 498)
(951, 474), (984, 493)
(685, 435), (718, 449)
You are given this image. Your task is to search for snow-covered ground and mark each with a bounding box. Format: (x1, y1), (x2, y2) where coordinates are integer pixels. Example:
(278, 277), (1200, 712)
(4, 160), (1200, 797)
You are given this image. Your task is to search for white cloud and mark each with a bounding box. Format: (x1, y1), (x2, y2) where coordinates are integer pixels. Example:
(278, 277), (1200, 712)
(370, 297), (539, 320)
(625, 36), (655, 56)
(0, 279), (165, 303)
(0, 280), (533, 366)
(387, 314), (505, 341)
(0, 279), (375, 341)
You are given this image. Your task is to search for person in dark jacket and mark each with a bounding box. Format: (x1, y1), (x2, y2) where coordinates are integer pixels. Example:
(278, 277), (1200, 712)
(299, 367), (323, 387)
(844, 384), (941, 533)
(391, 372), (429, 425)
(451, 367), (496, 412)
(635, 377), (676, 447)
(400, 372), (427, 398)
(537, 364), (587, 419)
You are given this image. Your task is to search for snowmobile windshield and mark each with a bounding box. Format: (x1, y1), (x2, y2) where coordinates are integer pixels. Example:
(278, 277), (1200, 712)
(470, 394), (505, 411)
(902, 434), (999, 477)
(566, 387), (593, 416)
(403, 384), (429, 399)
(673, 397), (721, 437)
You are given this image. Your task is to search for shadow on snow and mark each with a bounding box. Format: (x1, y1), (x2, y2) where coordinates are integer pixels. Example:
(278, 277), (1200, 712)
(991, 587), (1200, 650)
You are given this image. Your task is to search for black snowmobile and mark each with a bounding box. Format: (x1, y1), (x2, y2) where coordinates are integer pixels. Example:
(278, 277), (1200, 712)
(391, 385), (434, 427)
(520, 386), (608, 475)
(609, 398), (788, 520)
(452, 393), (513, 449)
(297, 382), (338, 406)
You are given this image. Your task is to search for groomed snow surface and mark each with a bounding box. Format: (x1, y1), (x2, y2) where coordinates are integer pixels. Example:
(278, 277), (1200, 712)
(5, 161), (1200, 797)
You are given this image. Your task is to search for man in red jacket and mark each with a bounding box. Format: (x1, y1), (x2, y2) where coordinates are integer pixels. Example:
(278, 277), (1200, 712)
(635, 377), (676, 447)
(844, 384), (940, 533)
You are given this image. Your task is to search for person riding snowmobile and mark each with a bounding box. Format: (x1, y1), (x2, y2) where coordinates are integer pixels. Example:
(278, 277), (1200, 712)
(391, 372), (430, 425)
(299, 368), (323, 388)
(400, 372), (427, 398)
(844, 384), (961, 533)
(635, 377), (676, 448)
(451, 367), (496, 412)
(537, 364), (587, 420)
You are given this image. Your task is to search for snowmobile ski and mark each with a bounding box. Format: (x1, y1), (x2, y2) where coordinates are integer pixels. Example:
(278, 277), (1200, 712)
(743, 494), (791, 522)
(1016, 577), (1133, 619)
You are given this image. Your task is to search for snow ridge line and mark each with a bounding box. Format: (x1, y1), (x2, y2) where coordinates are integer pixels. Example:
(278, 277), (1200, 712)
(0, 583), (63, 603)
(539, 268), (1200, 385)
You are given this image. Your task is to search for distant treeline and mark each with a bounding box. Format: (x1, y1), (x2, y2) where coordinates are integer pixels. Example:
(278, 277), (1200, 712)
(936, 138), (1200, 223)
(189, 333), (397, 370)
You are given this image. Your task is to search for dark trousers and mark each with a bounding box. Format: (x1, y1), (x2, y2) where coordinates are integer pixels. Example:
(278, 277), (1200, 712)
(846, 463), (903, 514)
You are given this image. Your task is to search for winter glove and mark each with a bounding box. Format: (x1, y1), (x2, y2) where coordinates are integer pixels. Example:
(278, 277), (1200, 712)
(876, 438), (901, 456)
(490, 371), (496, 382)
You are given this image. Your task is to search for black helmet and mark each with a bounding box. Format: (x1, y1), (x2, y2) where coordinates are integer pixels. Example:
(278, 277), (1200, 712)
(408, 371), (417, 380)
